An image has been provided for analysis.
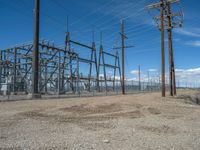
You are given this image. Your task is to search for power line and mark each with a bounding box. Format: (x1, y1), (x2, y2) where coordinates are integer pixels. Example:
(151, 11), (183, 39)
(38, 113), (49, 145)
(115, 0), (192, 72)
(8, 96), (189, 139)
(70, 0), (116, 26)
(79, 0), (147, 31)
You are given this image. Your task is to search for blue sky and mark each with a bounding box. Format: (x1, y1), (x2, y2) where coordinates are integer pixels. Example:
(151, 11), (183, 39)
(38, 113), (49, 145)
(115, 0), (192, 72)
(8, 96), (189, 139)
(0, 0), (200, 85)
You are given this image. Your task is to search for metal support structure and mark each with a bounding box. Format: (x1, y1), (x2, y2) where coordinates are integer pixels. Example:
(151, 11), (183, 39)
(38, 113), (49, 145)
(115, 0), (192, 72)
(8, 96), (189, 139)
(65, 32), (74, 92)
(66, 32), (98, 93)
(57, 48), (61, 95)
(88, 41), (97, 92)
(98, 38), (122, 93)
(0, 41), (78, 95)
(76, 54), (80, 95)
(13, 48), (17, 94)
(96, 32), (122, 93)
(0, 35), (123, 97)
(93, 41), (98, 91)
(0, 1), (127, 98)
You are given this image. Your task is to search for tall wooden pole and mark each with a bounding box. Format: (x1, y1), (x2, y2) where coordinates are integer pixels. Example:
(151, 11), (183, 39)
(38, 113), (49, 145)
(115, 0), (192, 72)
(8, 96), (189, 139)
(138, 65), (141, 91)
(121, 20), (125, 95)
(166, 1), (173, 96)
(146, 0), (182, 97)
(160, 0), (165, 97)
(32, 0), (40, 98)
(166, 0), (177, 96)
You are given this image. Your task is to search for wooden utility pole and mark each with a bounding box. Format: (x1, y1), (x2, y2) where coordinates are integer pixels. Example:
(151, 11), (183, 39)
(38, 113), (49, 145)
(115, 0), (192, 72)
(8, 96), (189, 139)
(118, 20), (135, 94)
(146, 0), (166, 97)
(166, 1), (173, 96)
(0, 51), (2, 90)
(114, 20), (134, 95)
(166, 1), (177, 96)
(138, 65), (141, 91)
(160, 0), (166, 97)
(32, 0), (41, 98)
(173, 66), (177, 95)
(146, 0), (183, 97)
(121, 20), (125, 95)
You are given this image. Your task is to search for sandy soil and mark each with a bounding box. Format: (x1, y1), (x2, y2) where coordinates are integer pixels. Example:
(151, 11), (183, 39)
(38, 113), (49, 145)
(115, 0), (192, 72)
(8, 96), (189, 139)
(0, 90), (200, 150)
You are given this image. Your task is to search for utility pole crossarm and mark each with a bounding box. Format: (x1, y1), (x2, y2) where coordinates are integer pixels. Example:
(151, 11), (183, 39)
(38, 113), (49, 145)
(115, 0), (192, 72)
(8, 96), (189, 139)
(113, 46), (134, 50)
(153, 12), (183, 20)
(146, 2), (161, 10)
(167, 0), (180, 4)
(171, 22), (183, 28)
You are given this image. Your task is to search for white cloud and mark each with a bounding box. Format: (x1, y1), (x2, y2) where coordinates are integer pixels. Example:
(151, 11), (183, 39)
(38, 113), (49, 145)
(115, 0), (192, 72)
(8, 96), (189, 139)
(185, 41), (200, 47)
(130, 70), (139, 75)
(99, 74), (121, 81)
(175, 67), (200, 84)
(130, 69), (161, 83)
(128, 67), (200, 87)
(173, 38), (181, 42)
(174, 28), (200, 37)
(148, 69), (158, 72)
(164, 38), (180, 43)
(111, 75), (121, 80)
(127, 78), (137, 81)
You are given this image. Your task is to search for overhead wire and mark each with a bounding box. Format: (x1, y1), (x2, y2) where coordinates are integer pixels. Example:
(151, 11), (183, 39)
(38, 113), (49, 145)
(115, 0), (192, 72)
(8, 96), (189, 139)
(78, 0), (147, 31)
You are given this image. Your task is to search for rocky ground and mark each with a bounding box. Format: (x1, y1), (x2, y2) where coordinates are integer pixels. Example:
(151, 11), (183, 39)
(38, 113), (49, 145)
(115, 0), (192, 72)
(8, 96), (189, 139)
(0, 89), (200, 150)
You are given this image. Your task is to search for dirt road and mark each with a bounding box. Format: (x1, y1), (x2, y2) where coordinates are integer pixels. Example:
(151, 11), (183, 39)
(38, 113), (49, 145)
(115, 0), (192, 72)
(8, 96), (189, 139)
(0, 90), (200, 150)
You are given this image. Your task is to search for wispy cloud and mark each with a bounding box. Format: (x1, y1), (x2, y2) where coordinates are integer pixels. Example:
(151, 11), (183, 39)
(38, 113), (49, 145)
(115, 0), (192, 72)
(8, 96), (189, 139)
(173, 38), (181, 42)
(130, 69), (160, 83)
(129, 67), (200, 86)
(148, 69), (158, 72)
(130, 70), (139, 75)
(131, 68), (158, 75)
(185, 41), (200, 47)
(174, 28), (200, 37)
(175, 67), (200, 83)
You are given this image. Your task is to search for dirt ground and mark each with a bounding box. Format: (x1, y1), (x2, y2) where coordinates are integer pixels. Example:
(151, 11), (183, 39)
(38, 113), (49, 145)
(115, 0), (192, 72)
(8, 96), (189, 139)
(0, 90), (200, 150)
